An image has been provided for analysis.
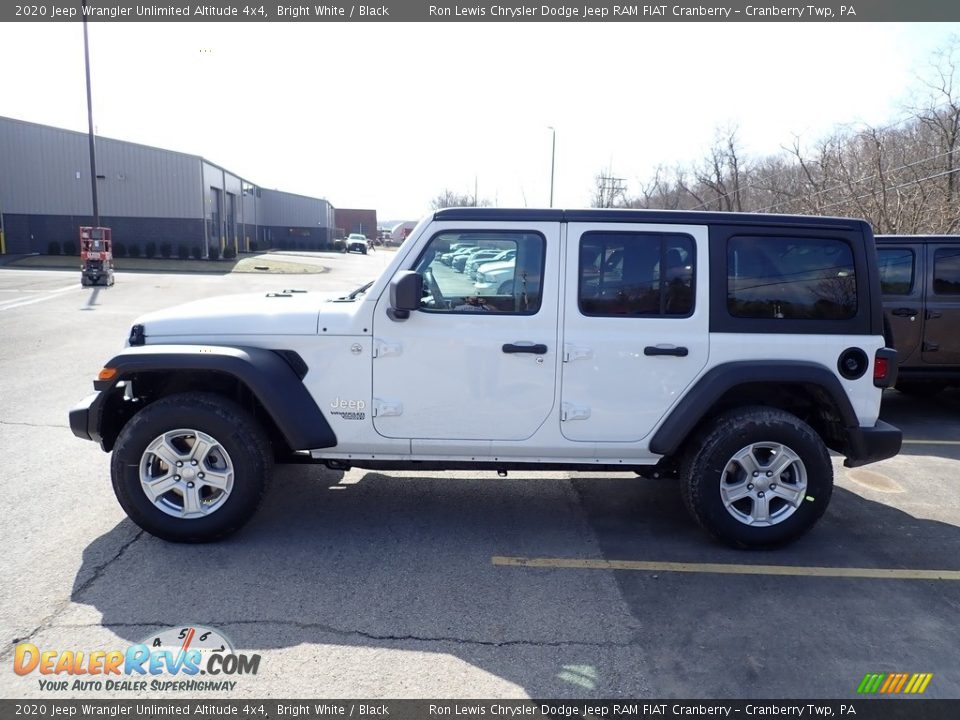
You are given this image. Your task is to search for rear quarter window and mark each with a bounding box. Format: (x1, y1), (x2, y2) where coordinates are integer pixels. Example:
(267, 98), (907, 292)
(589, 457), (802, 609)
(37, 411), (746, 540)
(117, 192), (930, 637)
(933, 247), (960, 295)
(877, 248), (915, 295)
(727, 236), (856, 320)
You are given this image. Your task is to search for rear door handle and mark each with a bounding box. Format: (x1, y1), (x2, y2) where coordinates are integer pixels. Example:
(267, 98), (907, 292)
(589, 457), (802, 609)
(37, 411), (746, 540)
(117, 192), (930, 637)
(644, 345), (689, 357)
(891, 308), (918, 317)
(502, 343), (548, 355)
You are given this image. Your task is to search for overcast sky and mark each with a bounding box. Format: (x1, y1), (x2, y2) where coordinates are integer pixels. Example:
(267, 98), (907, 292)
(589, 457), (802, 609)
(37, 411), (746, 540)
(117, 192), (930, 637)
(1, 21), (958, 222)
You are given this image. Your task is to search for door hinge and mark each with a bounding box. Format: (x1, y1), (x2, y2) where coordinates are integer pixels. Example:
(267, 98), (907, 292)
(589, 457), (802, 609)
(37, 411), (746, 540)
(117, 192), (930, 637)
(373, 340), (402, 358)
(561, 402), (591, 421)
(372, 399), (403, 417)
(563, 344), (593, 363)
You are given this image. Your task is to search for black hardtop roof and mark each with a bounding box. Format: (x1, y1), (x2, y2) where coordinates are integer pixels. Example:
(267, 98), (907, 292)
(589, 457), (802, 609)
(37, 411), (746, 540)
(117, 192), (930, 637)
(876, 234), (959, 243)
(433, 207), (871, 232)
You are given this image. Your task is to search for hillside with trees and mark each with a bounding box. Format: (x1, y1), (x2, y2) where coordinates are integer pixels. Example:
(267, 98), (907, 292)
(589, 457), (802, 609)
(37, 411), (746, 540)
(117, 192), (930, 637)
(599, 38), (960, 235)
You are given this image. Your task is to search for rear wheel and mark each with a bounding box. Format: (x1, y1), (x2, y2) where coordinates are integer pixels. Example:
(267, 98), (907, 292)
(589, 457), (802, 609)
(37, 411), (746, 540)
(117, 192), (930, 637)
(111, 393), (272, 542)
(680, 407), (833, 548)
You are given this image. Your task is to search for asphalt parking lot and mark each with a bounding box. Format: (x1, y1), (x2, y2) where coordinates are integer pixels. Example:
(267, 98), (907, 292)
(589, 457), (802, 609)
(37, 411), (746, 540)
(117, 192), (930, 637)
(1, 255), (959, 700)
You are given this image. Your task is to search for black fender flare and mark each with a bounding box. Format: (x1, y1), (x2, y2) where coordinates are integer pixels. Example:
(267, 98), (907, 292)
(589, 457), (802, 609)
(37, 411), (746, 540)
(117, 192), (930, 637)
(91, 344), (336, 451)
(649, 360), (859, 456)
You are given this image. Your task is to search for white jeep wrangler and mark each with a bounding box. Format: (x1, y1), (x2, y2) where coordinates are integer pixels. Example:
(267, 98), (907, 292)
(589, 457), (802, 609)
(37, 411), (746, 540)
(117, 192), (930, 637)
(70, 208), (901, 547)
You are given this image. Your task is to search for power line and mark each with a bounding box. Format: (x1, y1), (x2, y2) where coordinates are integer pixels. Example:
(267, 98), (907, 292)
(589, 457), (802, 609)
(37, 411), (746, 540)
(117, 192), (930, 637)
(817, 166), (960, 213)
(753, 147), (958, 213)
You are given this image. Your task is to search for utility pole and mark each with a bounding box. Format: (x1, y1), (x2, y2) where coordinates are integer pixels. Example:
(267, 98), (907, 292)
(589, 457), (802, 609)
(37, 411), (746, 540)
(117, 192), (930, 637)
(596, 173), (626, 208)
(82, 0), (100, 226)
(548, 127), (556, 208)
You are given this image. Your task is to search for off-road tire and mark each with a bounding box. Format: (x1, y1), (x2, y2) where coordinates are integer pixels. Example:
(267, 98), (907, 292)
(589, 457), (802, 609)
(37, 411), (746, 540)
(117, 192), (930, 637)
(680, 406), (833, 548)
(111, 393), (272, 542)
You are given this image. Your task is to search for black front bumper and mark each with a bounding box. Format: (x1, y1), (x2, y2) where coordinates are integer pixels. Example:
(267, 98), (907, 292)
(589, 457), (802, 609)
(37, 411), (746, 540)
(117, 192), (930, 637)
(844, 419), (902, 468)
(69, 392), (103, 445)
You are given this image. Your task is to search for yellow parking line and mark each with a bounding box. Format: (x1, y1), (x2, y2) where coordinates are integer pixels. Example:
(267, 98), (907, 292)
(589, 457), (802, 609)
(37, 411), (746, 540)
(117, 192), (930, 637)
(492, 556), (960, 580)
(901, 439), (960, 446)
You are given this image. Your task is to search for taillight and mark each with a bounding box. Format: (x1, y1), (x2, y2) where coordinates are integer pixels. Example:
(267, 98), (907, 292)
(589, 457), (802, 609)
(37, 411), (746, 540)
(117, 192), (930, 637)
(873, 348), (898, 388)
(873, 357), (889, 382)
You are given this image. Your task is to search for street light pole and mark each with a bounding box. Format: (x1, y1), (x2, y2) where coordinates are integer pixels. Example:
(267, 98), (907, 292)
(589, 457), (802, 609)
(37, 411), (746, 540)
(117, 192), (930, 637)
(82, 0), (100, 227)
(548, 126), (556, 208)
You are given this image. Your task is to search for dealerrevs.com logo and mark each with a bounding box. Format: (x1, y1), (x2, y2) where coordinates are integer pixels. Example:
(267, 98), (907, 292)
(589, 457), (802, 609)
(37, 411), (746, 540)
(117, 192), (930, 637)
(13, 626), (260, 693)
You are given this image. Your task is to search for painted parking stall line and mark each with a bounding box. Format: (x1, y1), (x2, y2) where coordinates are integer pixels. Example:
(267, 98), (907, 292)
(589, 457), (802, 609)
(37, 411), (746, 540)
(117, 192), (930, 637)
(0, 283), (81, 311)
(492, 555), (960, 581)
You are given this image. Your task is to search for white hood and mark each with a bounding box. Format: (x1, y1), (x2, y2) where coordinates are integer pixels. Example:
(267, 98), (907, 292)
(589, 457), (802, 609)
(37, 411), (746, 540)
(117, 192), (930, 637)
(136, 290), (342, 338)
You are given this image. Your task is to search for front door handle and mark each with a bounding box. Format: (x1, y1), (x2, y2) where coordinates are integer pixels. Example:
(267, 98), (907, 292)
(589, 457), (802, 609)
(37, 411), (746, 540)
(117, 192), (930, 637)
(644, 345), (689, 357)
(891, 308), (918, 317)
(502, 343), (548, 355)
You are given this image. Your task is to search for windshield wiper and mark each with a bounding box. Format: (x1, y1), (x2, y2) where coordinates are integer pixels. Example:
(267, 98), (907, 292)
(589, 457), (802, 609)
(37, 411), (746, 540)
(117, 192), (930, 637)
(342, 281), (374, 300)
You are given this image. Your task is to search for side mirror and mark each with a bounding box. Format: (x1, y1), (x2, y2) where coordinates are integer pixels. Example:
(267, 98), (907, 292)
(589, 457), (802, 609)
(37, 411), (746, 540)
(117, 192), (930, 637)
(388, 271), (422, 320)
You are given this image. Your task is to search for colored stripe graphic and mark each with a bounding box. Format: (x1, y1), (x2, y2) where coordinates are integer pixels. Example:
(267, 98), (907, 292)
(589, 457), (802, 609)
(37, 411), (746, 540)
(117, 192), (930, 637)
(858, 672), (932, 694)
(856, 674), (877, 694)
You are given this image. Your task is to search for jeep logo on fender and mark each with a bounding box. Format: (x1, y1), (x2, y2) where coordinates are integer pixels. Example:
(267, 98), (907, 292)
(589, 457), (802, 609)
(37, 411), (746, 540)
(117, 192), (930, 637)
(330, 398), (366, 421)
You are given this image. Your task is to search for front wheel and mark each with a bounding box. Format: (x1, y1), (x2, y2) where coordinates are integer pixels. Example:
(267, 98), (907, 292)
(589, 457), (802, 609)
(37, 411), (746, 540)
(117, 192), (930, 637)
(680, 407), (833, 548)
(110, 393), (272, 542)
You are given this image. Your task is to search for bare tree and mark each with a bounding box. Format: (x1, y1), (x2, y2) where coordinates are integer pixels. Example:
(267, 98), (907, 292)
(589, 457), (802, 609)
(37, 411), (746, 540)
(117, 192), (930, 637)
(599, 36), (960, 234)
(612, 38), (960, 234)
(911, 37), (960, 231)
(688, 127), (747, 211)
(430, 189), (491, 210)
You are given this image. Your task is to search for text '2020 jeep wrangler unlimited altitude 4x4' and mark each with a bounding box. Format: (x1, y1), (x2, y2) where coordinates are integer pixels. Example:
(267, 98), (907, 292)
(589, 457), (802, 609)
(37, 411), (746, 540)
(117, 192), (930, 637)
(71, 209), (902, 547)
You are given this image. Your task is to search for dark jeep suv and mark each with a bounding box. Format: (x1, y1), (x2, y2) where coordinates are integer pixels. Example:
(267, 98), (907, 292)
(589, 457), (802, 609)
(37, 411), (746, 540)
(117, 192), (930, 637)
(876, 235), (960, 395)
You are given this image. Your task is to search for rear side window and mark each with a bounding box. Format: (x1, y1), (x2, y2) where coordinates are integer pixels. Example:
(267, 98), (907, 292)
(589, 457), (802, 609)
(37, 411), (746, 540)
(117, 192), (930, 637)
(933, 247), (960, 295)
(578, 232), (695, 317)
(727, 236), (856, 320)
(877, 248), (915, 295)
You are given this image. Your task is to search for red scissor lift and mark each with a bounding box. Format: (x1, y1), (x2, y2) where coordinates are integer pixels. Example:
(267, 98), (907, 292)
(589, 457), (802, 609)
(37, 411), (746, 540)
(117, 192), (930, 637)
(79, 226), (114, 287)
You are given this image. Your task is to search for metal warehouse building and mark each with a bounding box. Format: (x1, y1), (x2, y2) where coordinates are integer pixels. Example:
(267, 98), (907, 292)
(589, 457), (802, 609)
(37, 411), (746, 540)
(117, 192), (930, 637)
(0, 116), (336, 257)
